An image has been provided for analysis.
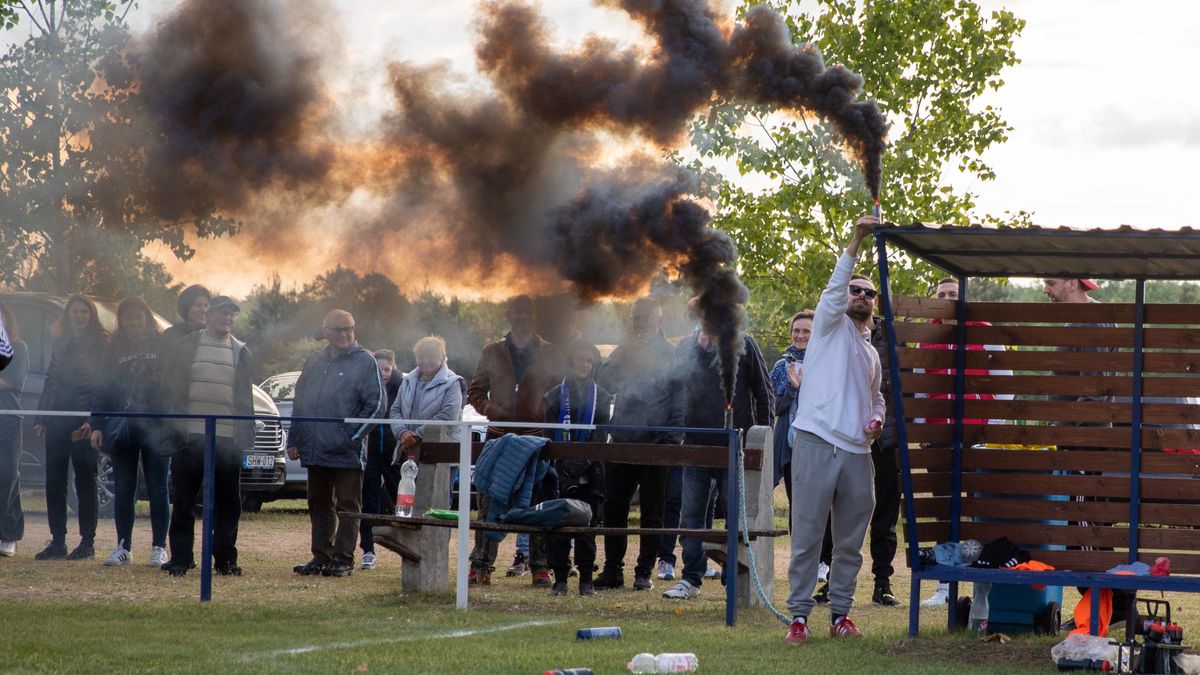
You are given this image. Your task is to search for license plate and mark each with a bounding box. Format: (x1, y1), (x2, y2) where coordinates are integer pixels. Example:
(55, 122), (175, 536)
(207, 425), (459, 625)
(243, 454), (274, 470)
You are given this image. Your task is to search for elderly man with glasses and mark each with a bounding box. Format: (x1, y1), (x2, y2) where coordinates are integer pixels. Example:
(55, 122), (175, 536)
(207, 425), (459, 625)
(288, 310), (385, 578)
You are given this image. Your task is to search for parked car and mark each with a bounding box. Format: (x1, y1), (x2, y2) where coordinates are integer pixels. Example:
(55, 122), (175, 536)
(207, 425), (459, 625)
(259, 369), (486, 508)
(2, 292), (287, 516)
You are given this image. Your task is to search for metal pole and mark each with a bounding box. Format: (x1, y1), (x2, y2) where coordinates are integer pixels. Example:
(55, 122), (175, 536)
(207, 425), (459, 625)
(1129, 279), (1145, 561)
(725, 427), (740, 628)
(456, 422), (471, 611)
(200, 417), (216, 602)
(946, 276), (968, 632)
(874, 233), (921, 638)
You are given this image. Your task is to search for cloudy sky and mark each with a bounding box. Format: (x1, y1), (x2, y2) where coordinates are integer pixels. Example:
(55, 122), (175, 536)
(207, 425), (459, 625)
(9, 0), (1197, 292)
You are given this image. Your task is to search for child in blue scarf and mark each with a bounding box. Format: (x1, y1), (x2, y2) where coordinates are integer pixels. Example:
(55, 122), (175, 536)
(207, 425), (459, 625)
(543, 340), (612, 597)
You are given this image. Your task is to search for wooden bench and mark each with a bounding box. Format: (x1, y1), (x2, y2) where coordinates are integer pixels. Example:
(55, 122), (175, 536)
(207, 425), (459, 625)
(347, 425), (784, 613)
(888, 296), (1200, 635)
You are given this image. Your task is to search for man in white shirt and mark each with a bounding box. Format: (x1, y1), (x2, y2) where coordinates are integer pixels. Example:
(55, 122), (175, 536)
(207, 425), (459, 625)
(785, 215), (884, 644)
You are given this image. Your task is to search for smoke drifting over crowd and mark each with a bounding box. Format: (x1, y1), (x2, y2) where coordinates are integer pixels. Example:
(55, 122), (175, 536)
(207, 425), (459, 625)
(105, 0), (887, 400)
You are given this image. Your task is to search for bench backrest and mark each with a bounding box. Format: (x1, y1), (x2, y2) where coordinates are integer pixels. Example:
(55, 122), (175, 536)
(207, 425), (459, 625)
(893, 297), (1200, 573)
(417, 441), (762, 470)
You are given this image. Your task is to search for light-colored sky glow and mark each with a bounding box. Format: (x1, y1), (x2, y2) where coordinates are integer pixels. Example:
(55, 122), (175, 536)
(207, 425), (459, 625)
(7, 1), (1198, 293)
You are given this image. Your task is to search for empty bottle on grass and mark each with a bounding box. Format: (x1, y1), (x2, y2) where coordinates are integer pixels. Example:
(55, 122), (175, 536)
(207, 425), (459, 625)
(543, 669), (593, 675)
(396, 456), (418, 517)
(627, 653), (699, 673)
(575, 627), (622, 639)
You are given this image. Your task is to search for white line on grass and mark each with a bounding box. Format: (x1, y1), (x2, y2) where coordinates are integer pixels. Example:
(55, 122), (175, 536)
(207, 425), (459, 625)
(241, 619), (563, 661)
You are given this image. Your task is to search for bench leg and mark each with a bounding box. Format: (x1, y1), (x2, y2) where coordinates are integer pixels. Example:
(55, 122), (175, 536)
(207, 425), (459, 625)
(947, 581), (960, 631)
(398, 463), (451, 593)
(1089, 585), (1100, 636)
(909, 575), (921, 637)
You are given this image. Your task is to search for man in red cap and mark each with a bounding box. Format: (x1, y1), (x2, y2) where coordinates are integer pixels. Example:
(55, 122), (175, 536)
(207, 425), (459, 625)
(1041, 278), (1098, 303)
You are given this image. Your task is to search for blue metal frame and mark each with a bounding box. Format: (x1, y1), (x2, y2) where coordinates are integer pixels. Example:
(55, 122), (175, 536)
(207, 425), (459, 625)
(200, 417), (216, 602)
(725, 427), (740, 628)
(874, 233), (1200, 639)
(945, 276), (969, 631)
(875, 234), (924, 637)
(1129, 279), (1145, 561)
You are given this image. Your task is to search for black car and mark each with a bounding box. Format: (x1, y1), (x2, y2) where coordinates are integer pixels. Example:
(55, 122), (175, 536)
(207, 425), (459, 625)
(2, 292), (286, 516)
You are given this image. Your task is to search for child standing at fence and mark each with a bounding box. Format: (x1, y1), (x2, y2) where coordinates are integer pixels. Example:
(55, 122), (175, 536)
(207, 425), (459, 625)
(543, 341), (612, 597)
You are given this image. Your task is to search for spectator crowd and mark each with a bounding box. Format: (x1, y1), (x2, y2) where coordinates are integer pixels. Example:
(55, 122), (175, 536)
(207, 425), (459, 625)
(2, 215), (1103, 644)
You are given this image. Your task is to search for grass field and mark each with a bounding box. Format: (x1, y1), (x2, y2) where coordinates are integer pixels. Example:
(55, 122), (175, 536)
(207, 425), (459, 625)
(1, 489), (1184, 674)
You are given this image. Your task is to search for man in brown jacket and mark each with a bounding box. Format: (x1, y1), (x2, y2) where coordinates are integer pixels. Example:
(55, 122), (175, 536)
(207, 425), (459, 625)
(466, 295), (562, 586)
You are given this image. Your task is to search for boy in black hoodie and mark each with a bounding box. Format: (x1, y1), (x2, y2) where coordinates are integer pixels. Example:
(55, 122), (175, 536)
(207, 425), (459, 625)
(543, 340), (612, 597)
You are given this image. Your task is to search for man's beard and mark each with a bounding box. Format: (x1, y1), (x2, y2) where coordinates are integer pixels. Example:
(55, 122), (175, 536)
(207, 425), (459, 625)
(847, 304), (873, 322)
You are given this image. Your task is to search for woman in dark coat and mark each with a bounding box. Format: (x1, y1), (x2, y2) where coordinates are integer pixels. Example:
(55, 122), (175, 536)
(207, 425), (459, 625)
(90, 297), (170, 567)
(160, 284), (210, 343)
(33, 294), (109, 560)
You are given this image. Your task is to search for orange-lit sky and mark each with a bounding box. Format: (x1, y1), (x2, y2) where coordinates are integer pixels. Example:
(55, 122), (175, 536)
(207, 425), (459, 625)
(9, 1), (1198, 297)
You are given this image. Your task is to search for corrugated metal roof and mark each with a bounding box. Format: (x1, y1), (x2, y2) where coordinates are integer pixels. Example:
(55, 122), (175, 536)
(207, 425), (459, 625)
(877, 224), (1200, 280)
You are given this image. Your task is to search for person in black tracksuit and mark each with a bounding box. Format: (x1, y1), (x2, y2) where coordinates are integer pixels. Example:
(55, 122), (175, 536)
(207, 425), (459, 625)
(359, 349), (403, 569)
(544, 341), (612, 597)
(33, 295), (110, 561)
(0, 303), (28, 556)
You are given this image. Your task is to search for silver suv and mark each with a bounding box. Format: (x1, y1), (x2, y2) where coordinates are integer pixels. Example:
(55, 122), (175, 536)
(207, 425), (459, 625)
(2, 292), (287, 516)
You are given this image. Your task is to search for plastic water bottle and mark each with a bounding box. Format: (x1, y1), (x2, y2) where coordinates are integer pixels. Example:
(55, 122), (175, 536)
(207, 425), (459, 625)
(575, 626), (622, 640)
(627, 653), (699, 673)
(395, 456), (418, 517)
(543, 669), (593, 675)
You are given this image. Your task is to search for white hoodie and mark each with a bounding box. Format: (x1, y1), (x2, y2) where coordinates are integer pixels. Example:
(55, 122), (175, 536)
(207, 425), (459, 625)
(791, 250), (885, 454)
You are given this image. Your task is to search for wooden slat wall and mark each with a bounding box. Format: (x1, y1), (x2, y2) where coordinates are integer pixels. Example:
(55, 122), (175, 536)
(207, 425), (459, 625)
(890, 297), (1200, 573)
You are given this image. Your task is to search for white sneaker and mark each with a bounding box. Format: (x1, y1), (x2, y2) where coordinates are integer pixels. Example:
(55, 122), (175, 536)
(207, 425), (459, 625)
(103, 543), (131, 566)
(921, 584), (950, 608)
(0, 540), (15, 557)
(704, 564), (721, 579)
(662, 579), (699, 599)
(148, 546), (168, 568)
(361, 552), (377, 570)
(656, 560), (675, 580)
(817, 561), (830, 583)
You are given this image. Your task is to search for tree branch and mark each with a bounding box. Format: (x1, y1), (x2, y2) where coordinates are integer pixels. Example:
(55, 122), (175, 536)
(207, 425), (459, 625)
(17, 2), (47, 34)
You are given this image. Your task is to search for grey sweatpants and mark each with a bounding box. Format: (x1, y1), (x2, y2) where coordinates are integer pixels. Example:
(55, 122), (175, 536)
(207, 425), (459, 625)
(786, 430), (876, 618)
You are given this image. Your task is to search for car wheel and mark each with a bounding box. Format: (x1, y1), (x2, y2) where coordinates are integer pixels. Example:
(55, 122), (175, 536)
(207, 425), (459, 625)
(66, 457), (116, 519)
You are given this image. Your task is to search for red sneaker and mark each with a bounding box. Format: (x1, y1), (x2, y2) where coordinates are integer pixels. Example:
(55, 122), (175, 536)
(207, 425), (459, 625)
(830, 615), (863, 638)
(784, 619), (810, 645)
(468, 570), (491, 586)
(531, 570), (553, 587)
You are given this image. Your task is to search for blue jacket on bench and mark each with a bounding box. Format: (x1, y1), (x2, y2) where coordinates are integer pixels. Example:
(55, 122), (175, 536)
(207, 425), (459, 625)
(474, 433), (550, 541)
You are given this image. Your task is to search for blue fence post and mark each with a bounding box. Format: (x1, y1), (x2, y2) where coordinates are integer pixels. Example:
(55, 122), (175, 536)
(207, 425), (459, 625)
(725, 427), (740, 628)
(199, 416), (217, 602)
(1129, 279), (1145, 562)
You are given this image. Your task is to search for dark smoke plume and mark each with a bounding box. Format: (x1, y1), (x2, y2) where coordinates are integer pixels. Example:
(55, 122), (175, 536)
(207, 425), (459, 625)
(133, 0), (336, 222)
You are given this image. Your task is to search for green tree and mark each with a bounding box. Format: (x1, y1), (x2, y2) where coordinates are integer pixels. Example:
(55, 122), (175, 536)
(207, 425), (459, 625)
(0, 1), (233, 296)
(688, 0), (1027, 349)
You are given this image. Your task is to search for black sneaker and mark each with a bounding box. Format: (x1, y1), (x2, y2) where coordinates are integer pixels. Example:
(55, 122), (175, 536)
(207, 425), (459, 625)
(322, 562), (353, 577)
(549, 581), (568, 596)
(813, 581), (830, 604)
(162, 560), (191, 577)
(216, 562), (243, 577)
(633, 575), (653, 591)
(34, 541), (68, 560)
(293, 559), (326, 576)
(872, 581), (899, 607)
(592, 572), (624, 590)
(66, 542), (95, 560)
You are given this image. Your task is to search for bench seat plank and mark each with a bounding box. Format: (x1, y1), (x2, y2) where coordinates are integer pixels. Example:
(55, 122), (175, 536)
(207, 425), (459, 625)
(343, 512), (786, 541)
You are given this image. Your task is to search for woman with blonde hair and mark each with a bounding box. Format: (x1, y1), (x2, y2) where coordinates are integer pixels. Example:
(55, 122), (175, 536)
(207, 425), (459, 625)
(389, 336), (464, 450)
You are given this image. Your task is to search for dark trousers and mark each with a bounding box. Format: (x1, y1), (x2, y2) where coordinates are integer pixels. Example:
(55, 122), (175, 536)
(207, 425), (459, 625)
(469, 493), (548, 573)
(307, 465), (363, 566)
(602, 462), (667, 580)
(0, 417), (23, 541)
(168, 437), (240, 566)
(111, 431), (170, 550)
(680, 466), (727, 587)
(550, 534), (596, 584)
(44, 420), (97, 544)
(360, 448), (400, 554)
(818, 445), (900, 582)
(658, 466), (683, 566)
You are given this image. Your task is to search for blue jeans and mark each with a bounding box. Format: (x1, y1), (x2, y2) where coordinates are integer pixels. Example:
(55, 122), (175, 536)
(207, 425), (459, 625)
(111, 438), (170, 550)
(516, 533), (529, 557)
(679, 466), (726, 587)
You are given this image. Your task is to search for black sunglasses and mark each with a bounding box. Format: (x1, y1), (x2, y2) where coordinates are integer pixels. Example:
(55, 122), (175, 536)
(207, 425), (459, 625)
(848, 285), (878, 299)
